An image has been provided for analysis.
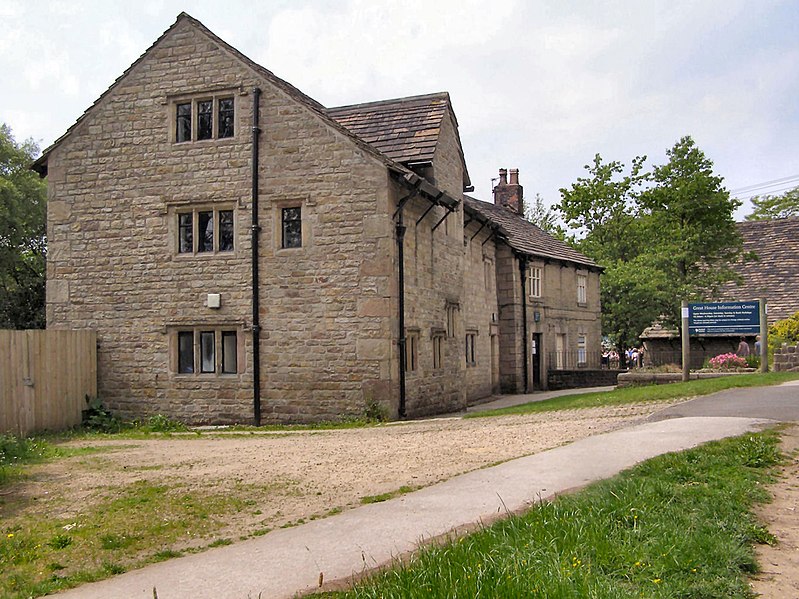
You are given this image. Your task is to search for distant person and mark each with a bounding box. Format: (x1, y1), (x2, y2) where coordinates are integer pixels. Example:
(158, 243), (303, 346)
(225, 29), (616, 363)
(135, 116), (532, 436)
(737, 337), (750, 357)
(754, 335), (762, 355)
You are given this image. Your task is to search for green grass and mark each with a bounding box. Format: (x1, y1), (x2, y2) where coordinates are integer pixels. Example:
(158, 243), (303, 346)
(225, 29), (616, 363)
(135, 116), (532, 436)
(469, 371), (799, 418)
(0, 480), (253, 598)
(360, 486), (416, 505)
(320, 430), (782, 598)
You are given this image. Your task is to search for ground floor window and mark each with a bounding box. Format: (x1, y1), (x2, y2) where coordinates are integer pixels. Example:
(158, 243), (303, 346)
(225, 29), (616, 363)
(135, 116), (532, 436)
(176, 327), (239, 375)
(432, 334), (444, 369)
(465, 332), (477, 367)
(404, 330), (419, 373)
(577, 335), (587, 366)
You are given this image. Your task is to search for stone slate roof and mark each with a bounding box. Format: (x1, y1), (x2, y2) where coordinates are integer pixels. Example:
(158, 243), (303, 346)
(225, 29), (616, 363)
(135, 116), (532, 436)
(327, 93), (448, 165)
(463, 196), (600, 270)
(718, 217), (799, 323)
(327, 93), (471, 188)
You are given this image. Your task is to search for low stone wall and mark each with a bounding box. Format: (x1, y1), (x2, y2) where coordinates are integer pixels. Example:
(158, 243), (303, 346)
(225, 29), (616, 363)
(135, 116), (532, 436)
(547, 369), (625, 390)
(774, 344), (799, 372)
(617, 370), (755, 387)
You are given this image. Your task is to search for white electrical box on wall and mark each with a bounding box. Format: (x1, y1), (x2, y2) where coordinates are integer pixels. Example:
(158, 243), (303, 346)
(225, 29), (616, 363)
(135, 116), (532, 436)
(207, 293), (221, 309)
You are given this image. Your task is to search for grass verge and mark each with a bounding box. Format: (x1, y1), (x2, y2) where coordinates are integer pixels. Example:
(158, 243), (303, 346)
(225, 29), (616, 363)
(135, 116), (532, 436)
(0, 479), (255, 598)
(468, 371), (799, 418)
(319, 430), (781, 598)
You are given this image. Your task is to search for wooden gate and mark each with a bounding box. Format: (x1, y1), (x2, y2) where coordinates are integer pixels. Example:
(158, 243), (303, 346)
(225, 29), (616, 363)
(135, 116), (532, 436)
(0, 329), (97, 435)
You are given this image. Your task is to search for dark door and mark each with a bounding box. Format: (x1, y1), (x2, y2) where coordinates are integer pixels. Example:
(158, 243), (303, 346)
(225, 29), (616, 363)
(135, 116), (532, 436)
(532, 333), (543, 390)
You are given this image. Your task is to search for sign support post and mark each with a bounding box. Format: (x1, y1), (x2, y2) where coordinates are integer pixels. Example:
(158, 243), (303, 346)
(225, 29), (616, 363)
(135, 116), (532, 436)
(760, 298), (768, 373)
(681, 300), (690, 382)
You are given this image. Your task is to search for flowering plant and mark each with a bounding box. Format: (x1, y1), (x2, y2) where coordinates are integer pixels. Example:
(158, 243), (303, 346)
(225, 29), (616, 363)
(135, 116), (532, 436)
(708, 353), (748, 370)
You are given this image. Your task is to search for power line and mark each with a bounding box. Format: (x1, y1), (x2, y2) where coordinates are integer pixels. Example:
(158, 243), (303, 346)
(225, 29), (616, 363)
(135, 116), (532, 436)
(730, 174), (799, 195)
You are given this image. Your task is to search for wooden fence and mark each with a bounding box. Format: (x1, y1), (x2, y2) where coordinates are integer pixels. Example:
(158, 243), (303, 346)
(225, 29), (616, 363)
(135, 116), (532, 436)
(1, 329), (97, 436)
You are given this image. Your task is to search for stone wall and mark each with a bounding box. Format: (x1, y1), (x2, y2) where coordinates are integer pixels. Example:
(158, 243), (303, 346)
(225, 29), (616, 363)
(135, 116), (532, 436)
(774, 344), (799, 372)
(547, 369), (623, 390)
(46, 19), (395, 424)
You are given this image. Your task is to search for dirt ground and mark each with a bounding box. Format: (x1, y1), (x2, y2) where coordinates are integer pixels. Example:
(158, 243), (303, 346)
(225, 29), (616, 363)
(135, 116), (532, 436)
(750, 423), (799, 597)
(8, 402), (670, 549)
(5, 401), (797, 593)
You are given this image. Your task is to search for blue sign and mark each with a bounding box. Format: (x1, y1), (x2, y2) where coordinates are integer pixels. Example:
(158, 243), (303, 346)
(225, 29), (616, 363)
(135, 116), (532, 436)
(688, 301), (761, 336)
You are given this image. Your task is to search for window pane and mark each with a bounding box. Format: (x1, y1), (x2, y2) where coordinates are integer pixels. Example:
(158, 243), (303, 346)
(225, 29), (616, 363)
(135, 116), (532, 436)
(176, 103), (191, 143)
(222, 331), (237, 374)
(200, 331), (215, 373)
(218, 98), (234, 138)
(198, 211), (213, 252)
(197, 100), (213, 140)
(282, 207), (302, 248)
(219, 210), (234, 251)
(178, 213), (193, 253)
(178, 331), (194, 373)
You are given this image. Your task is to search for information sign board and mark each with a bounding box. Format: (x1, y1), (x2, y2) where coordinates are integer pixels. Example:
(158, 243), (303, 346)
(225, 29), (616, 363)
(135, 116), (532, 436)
(688, 301), (760, 336)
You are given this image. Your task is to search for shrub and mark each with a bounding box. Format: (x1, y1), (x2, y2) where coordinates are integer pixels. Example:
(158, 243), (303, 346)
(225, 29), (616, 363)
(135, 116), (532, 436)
(708, 353), (748, 370)
(770, 311), (799, 350)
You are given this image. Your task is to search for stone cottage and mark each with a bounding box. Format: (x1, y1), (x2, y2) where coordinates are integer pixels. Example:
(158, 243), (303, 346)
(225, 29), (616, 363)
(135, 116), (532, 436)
(33, 13), (601, 424)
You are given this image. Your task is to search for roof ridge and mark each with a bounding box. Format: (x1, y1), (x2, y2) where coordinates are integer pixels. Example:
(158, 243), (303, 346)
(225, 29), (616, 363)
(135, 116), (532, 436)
(327, 92), (451, 112)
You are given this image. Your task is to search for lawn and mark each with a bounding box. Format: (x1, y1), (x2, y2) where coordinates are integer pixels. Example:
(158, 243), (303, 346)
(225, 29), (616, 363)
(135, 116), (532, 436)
(469, 371), (799, 418)
(320, 430), (781, 598)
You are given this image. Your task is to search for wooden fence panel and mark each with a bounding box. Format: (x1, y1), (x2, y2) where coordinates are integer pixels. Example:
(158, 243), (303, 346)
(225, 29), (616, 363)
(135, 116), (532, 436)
(0, 329), (97, 436)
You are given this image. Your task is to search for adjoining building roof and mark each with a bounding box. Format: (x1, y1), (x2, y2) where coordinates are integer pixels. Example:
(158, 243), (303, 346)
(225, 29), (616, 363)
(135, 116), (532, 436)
(718, 217), (799, 323)
(462, 196), (600, 270)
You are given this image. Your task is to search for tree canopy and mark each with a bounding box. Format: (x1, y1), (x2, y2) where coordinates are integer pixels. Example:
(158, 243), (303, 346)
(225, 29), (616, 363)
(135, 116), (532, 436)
(0, 123), (47, 329)
(558, 136), (743, 350)
(745, 186), (799, 221)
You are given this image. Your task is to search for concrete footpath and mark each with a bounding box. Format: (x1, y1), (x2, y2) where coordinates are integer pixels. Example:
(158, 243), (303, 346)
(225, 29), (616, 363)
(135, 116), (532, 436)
(53, 412), (777, 599)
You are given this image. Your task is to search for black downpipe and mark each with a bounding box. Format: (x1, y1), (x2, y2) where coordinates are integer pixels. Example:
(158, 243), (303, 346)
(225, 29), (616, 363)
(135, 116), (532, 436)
(396, 211), (407, 418)
(519, 257), (529, 393)
(251, 87), (262, 426)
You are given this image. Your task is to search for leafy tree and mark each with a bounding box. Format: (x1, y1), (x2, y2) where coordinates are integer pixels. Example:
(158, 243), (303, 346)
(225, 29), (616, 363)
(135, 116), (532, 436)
(557, 136), (743, 351)
(0, 123), (47, 329)
(524, 193), (564, 237)
(745, 186), (799, 220)
(640, 136), (743, 301)
(559, 153), (648, 263)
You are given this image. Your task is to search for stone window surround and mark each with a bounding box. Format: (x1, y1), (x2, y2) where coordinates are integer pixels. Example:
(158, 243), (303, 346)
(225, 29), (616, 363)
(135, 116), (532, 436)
(167, 86), (240, 144)
(168, 202), (238, 257)
(168, 325), (245, 377)
(446, 301), (459, 338)
(272, 197), (310, 254)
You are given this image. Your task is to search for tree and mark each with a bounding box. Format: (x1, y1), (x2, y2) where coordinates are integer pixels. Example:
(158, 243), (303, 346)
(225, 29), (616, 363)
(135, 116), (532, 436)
(557, 136), (744, 351)
(0, 123), (47, 329)
(559, 153), (648, 263)
(745, 186), (799, 220)
(524, 193), (564, 237)
(640, 136), (743, 302)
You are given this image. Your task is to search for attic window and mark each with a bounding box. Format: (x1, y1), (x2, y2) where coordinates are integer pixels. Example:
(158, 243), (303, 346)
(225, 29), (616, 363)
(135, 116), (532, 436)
(173, 95), (235, 143)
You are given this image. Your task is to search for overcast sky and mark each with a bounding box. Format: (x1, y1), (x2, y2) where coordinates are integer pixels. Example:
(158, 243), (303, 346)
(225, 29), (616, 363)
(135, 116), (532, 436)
(2, 0), (798, 220)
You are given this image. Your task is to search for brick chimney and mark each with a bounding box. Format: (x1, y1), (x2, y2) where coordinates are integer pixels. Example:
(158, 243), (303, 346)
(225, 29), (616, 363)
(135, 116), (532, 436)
(493, 168), (524, 215)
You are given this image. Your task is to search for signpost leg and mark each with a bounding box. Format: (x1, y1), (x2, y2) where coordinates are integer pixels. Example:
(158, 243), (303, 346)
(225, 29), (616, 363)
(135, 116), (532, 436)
(681, 300), (690, 382)
(760, 298), (768, 373)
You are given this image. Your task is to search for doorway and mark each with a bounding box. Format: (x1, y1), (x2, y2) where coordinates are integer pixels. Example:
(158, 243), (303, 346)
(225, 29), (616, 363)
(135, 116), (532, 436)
(532, 333), (543, 390)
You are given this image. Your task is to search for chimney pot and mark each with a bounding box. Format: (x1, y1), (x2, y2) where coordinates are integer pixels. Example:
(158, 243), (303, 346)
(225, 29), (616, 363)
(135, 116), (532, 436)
(492, 167), (524, 216)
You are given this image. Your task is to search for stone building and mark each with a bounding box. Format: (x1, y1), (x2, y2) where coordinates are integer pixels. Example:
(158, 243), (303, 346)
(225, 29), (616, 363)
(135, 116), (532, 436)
(33, 13), (601, 424)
